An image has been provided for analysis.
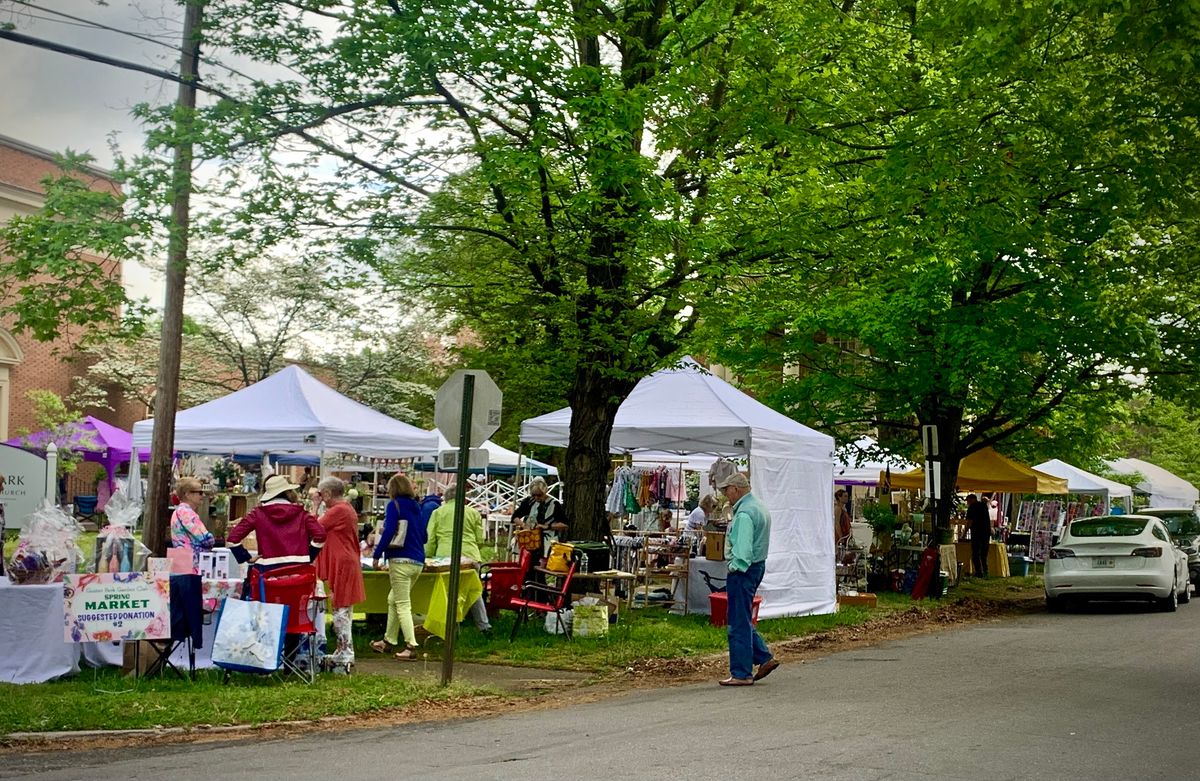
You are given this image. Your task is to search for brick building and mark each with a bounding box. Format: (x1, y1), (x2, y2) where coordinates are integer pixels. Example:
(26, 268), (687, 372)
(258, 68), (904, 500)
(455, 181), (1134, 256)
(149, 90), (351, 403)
(0, 133), (144, 446)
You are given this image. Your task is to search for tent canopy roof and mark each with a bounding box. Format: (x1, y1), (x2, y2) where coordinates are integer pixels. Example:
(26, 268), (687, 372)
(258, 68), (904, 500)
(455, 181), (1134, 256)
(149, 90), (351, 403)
(519, 357), (833, 460)
(6, 415), (150, 464)
(884, 447), (1069, 494)
(836, 436), (917, 485)
(132, 364), (437, 458)
(423, 431), (557, 476)
(1105, 458), (1199, 507)
(1033, 459), (1133, 499)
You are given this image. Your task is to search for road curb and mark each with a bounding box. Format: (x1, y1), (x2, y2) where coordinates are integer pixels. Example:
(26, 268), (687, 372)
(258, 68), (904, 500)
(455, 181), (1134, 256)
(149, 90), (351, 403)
(3, 717), (349, 743)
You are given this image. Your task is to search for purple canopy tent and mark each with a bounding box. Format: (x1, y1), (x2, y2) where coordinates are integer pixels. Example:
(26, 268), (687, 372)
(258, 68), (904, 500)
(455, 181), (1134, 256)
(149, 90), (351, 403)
(4, 415), (149, 497)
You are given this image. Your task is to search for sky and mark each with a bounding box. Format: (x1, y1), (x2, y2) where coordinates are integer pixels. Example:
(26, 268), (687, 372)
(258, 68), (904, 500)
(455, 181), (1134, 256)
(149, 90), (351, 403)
(1, 0), (187, 306)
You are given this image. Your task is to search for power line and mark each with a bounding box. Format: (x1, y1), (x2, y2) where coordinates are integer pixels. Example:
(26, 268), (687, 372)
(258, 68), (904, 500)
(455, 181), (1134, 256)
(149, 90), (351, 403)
(7, 0), (181, 49)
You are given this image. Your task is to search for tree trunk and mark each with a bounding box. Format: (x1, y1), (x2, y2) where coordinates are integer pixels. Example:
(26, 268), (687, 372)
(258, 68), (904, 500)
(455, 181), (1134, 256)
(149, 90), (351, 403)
(929, 413), (964, 535)
(563, 365), (636, 540)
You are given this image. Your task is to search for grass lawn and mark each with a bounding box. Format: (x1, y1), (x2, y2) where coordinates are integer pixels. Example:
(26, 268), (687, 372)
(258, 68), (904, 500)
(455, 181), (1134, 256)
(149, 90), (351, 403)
(0, 669), (499, 735)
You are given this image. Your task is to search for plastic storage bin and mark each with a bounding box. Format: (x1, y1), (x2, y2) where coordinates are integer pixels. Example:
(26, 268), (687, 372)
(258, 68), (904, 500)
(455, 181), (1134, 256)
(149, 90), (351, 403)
(708, 593), (763, 627)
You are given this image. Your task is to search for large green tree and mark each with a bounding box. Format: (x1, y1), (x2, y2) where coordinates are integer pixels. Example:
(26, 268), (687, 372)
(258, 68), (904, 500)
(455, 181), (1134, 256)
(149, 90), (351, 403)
(179, 0), (824, 536)
(701, 0), (1200, 526)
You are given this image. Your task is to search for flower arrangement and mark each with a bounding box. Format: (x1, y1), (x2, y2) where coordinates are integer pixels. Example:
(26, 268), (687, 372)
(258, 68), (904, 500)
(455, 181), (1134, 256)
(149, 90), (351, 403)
(210, 458), (239, 486)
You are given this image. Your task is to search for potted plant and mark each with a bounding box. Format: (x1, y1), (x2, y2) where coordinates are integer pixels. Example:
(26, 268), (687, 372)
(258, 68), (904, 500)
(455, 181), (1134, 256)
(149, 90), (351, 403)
(862, 501), (897, 552)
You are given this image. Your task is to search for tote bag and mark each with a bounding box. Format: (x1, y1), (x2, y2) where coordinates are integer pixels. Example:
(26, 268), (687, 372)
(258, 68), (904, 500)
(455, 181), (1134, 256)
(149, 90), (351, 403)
(211, 596), (289, 674)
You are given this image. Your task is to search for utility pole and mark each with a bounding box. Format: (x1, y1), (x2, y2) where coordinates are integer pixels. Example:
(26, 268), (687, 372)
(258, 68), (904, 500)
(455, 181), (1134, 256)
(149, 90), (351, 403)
(144, 0), (202, 556)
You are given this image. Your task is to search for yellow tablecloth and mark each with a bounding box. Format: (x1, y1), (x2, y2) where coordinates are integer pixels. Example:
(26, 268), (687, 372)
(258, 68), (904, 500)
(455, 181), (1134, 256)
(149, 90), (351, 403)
(954, 541), (1010, 578)
(355, 568), (482, 639)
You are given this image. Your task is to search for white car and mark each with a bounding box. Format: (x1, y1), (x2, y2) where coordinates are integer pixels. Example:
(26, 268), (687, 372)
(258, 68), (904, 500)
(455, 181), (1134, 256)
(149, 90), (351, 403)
(1045, 515), (1191, 612)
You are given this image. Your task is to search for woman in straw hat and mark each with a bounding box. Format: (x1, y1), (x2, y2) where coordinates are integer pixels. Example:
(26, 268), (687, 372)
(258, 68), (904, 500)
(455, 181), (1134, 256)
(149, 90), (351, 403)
(228, 473), (327, 569)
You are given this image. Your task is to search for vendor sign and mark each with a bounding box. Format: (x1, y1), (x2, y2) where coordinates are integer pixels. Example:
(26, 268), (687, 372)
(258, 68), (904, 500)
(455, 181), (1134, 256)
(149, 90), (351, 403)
(63, 573), (170, 642)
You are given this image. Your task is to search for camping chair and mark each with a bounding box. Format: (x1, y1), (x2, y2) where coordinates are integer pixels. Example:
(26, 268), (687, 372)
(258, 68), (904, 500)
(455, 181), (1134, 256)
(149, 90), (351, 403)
(73, 495), (101, 527)
(481, 548), (533, 617)
(509, 557), (578, 641)
(248, 564), (321, 684)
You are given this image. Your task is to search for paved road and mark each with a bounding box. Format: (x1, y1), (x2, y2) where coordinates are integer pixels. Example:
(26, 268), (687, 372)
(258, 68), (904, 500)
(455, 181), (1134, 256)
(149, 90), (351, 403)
(8, 600), (1200, 780)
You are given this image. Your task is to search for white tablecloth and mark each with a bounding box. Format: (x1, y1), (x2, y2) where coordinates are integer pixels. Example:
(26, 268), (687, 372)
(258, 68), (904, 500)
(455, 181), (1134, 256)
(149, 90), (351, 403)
(672, 558), (729, 615)
(0, 581), (80, 683)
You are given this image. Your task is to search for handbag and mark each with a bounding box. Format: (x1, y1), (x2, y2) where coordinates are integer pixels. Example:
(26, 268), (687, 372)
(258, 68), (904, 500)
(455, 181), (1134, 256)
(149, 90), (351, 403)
(211, 583), (289, 674)
(545, 542), (575, 573)
(515, 527), (543, 552)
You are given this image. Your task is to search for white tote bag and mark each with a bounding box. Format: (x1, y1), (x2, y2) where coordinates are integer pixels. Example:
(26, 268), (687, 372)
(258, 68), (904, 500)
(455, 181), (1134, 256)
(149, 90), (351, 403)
(211, 597), (289, 674)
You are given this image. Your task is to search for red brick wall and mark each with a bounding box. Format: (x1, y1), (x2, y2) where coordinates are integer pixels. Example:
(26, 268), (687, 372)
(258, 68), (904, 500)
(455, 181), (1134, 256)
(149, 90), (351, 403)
(1, 136), (139, 439)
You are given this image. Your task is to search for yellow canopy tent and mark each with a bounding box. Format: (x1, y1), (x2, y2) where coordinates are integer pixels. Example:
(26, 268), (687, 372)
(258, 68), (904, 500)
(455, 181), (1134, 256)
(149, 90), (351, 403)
(881, 447), (1069, 494)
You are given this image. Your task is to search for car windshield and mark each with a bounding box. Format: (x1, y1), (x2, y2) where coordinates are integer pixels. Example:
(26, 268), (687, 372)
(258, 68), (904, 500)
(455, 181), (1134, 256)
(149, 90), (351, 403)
(1069, 519), (1150, 538)
(1148, 512), (1200, 536)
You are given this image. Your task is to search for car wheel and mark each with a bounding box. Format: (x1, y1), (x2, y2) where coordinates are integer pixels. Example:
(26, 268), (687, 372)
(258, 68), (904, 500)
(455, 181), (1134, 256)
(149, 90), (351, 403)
(1159, 588), (1178, 612)
(1046, 595), (1068, 613)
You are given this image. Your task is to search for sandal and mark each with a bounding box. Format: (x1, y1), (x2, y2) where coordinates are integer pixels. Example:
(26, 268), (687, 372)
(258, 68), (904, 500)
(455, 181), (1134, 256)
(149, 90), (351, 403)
(394, 646), (419, 661)
(369, 640), (394, 654)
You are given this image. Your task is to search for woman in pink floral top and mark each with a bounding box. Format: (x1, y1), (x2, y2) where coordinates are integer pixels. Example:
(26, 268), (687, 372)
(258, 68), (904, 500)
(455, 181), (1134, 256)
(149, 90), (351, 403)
(171, 477), (214, 568)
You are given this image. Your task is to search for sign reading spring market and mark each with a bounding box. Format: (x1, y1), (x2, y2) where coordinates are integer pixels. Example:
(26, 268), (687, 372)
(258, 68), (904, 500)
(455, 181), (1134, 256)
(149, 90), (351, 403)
(435, 370), (502, 449)
(63, 573), (170, 643)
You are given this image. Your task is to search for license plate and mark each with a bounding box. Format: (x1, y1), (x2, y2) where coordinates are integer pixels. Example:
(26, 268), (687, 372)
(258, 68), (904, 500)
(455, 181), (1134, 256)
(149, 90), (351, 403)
(1094, 557), (1115, 568)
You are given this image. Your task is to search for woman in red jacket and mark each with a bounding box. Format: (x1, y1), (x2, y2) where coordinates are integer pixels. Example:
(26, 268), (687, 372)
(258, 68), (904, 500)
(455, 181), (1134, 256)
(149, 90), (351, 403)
(228, 474), (327, 568)
(314, 476), (365, 673)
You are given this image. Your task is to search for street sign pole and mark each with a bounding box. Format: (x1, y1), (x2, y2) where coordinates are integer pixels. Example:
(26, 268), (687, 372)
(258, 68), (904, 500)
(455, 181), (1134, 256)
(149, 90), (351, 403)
(441, 373), (474, 686)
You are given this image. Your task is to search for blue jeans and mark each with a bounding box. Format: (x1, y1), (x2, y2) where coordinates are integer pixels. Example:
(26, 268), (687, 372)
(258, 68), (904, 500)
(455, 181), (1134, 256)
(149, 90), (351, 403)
(727, 561), (772, 679)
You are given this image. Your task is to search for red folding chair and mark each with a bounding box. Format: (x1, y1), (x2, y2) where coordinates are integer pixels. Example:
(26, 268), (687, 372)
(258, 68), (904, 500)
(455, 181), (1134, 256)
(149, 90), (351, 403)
(482, 549), (533, 617)
(509, 558), (578, 641)
(249, 564), (319, 684)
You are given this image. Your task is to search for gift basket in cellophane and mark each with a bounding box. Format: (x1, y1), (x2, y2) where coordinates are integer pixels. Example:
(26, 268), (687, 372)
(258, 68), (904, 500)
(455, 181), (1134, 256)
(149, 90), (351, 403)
(89, 489), (151, 574)
(7, 501), (83, 584)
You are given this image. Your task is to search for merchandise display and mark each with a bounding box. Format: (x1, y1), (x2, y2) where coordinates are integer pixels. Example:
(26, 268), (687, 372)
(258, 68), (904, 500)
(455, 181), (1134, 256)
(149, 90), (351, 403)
(6, 501), (82, 584)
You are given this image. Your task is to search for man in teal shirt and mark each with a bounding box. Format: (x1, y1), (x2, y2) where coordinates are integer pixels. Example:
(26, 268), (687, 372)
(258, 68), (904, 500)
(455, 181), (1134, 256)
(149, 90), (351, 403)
(717, 472), (778, 686)
(425, 485), (493, 637)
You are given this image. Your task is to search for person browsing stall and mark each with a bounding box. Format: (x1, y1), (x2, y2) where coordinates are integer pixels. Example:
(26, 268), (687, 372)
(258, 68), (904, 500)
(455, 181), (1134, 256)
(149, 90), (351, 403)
(965, 493), (991, 578)
(834, 488), (853, 545)
(170, 477), (215, 570)
(717, 472), (779, 687)
(370, 473), (426, 661)
(425, 484), (492, 638)
(314, 477), (366, 673)
(227, 474), (327, 568)
(512, 476), (569, 554)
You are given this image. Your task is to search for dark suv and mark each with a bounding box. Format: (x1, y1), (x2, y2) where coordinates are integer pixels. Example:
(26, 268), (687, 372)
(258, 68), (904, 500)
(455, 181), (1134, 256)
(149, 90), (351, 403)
(1141, 508), (1200, 584)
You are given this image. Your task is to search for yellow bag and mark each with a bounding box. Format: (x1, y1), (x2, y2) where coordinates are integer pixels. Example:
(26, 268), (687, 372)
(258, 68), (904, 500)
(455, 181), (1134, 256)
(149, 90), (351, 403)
(515, 527), (543, 552)
(545, 542), (575, 573)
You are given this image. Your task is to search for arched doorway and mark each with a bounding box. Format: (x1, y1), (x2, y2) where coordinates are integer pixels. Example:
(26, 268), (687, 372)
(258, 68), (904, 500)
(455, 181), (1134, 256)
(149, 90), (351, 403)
(0, 328), (24, 441)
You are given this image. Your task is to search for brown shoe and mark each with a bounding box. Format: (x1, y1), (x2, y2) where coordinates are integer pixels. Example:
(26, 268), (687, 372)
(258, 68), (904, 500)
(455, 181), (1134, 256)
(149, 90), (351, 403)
(754, 658), (780, 681)
(718, 676), (754, 686)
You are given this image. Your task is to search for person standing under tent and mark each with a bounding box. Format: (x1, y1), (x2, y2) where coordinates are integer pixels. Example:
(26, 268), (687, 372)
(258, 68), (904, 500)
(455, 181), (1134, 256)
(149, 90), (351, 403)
(682, 494), (716, 555)
(716, 472), (778, 686)
(228, 475), (327, 569)
(512, 476), (569, 557)
(425, 484), (493, 638)
(833, 488), (853, 545)
(965, 493), (991, 577)
(314, 477), (366, 674)
(370, 473), (426, 661)
(170, 477), (215, 571)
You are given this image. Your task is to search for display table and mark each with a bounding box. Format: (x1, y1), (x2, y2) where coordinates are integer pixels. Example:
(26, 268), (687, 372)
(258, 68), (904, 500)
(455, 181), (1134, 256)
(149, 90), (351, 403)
(955, 541), (1011, 578)
(0, 581), (80, 684)
(673, 558), (728, 615)
(359, 568), (483, 638)
(570, 570), (637, 609)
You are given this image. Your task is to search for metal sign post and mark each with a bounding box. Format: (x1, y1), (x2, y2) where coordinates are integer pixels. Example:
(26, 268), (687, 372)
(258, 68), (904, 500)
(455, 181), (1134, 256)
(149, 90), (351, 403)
(434, 370), (502, 686)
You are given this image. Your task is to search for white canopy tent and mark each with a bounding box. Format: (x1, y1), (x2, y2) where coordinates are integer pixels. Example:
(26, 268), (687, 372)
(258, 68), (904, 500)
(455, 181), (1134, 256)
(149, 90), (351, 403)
(835, 436), (917, 486)
(424, 431), (558, 477)
(520, 357), (837, 618)
(1105, 458), (1199, 508)
(1034, 459), (1133, 514)
(132, 365), (438, 459)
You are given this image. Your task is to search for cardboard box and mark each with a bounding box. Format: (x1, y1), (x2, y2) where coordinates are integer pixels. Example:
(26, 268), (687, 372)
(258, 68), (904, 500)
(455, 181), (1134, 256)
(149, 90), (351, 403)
(837, 592), (878, 608)
(199, 548), (234, 579)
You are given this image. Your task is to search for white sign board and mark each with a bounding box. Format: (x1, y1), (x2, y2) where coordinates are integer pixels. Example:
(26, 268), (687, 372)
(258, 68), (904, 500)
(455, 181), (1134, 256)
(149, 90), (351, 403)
(63, 573), (171, 642)
(435, 370), (502, 449)
(0, 443), (52, 530)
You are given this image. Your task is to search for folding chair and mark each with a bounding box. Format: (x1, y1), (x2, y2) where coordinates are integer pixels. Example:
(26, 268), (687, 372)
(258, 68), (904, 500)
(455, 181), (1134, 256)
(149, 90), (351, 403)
(248, 564), (320, 684)
(509, 558), (578, 640)
(135, 573), (201, 680)
(481, 548), (533, 617)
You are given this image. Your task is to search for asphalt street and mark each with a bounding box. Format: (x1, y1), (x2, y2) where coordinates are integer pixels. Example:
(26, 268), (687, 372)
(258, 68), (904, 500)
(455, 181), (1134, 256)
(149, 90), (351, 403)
(7, 599), (1199, 781)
